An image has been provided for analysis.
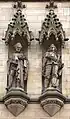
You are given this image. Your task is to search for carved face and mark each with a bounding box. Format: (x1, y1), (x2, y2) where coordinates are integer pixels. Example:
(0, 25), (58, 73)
(48, 44), (57, 52)
(14, 43), (22, 53)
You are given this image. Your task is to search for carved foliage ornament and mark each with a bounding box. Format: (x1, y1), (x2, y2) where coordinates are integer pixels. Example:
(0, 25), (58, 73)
(13, 0), (26, 9)
(46, 0), (57, 9)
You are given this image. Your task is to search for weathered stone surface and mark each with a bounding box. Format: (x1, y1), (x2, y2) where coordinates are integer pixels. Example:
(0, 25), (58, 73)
(0, 2), (70, 119)
(43, 103), (61, 116)
(3, 88), (30, 116)
(39, 88), (65, 116)
(5, 98), (25, 116)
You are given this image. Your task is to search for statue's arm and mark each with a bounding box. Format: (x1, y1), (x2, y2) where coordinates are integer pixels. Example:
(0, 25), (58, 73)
(7, 58), (11, 75)
(24, 57), (29, 80)
(42, 55), (47, 68)
(42, 55), (47, 77)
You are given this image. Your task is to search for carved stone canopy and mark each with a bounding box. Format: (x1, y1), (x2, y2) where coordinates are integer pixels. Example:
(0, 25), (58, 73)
(39, 9), (69, 47)
(3, 9), (34, 47)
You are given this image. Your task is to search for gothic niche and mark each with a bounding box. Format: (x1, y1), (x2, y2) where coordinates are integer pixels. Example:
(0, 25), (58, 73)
(39, 6), (69, 116)
(3, 1), (33, 116)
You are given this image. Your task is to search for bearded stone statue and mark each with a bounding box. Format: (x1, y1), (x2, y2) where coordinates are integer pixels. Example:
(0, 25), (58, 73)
(7, 42), (28, 91)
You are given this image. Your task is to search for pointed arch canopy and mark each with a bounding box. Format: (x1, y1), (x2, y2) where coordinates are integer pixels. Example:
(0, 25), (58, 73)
(39, 9), (69, 47)
(3, 9), (34, 47)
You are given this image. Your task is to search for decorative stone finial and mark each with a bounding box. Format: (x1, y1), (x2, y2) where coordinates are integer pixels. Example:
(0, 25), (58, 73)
(46, 0), (57, 9)
(14, 0), (26, 9)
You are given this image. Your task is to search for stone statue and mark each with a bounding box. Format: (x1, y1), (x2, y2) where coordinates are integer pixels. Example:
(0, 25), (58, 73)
(42, 44), (64, 89)
(7, 42), (28, 91)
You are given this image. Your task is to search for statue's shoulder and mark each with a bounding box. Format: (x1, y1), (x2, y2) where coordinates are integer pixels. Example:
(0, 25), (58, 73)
(45, 51), (51, 58)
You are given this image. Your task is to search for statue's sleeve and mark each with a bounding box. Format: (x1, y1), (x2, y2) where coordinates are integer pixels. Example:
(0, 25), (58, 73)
(23, 57), (29, 80)
(42, 53), (48, 68)
(25, 58), (28, 71)
(7, 58), (11, 75)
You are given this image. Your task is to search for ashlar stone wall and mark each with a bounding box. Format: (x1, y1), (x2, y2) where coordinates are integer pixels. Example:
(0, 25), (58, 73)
(0, 1), (69, 119)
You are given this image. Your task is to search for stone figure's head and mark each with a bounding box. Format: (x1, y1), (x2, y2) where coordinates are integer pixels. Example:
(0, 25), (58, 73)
(48, 44), (57, 52)
(14, 42), (22, 53)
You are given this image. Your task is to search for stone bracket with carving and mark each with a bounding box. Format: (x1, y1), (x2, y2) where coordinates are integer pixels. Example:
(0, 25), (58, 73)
(3, 88), (30, 116)
(39, 88), (66, 116)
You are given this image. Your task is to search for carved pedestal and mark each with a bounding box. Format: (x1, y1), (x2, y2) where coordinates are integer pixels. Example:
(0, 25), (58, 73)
(3, 88), (30, 116)
(39, 87), (65, 116)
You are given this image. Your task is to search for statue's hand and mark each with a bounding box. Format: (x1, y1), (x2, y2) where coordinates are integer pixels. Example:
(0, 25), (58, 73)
(61, 63), (64, 68)
(18, 55), (23, 60)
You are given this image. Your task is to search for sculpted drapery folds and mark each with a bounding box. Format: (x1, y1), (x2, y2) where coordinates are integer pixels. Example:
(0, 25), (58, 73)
(7, 42), (28, 91)
(42, 44), (64, 90)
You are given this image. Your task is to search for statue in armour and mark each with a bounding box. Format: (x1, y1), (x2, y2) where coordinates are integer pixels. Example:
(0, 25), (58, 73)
(6, 42), (28, 91)
(42, 44), (64, 89)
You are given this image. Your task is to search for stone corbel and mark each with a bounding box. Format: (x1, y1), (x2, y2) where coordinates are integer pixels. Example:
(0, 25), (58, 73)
(39, 88), (66, 116)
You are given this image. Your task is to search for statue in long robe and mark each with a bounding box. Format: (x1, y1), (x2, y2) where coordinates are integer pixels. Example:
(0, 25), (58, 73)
(7, 42), (28, 91)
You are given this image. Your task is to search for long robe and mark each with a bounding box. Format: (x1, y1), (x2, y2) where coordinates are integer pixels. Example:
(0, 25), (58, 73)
(7, 53), (28, 90)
